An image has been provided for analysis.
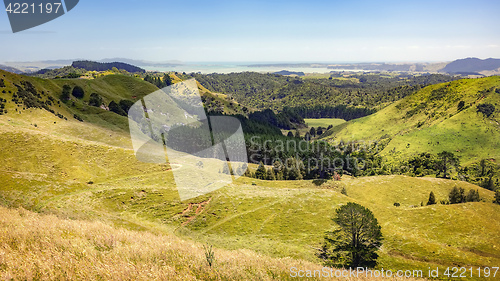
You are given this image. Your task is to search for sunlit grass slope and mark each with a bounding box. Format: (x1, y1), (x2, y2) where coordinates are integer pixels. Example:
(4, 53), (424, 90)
(0, 69), (159, 132)
(0, 206), (335, 281)
(305, 118), (346, 128)
(1, 71), (500, 280)
(1, 108), (498, 280)
(323, 76), (500, 165)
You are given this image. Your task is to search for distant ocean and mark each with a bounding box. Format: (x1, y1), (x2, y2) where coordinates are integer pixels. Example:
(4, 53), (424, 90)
(141, 62), (362, 74)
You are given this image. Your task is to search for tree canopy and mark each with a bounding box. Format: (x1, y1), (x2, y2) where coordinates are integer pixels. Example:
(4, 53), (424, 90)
(477, 103), (495, 117)
(427, 191), (436, 205)
(436, 151), (459, 178)
(319, 202), (382, 268)
(71, 86), (85, 99)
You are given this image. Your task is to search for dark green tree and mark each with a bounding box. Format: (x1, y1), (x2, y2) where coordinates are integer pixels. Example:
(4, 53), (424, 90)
(255, 162), (267, 180)
(273, 161), (284, 180)
(317, 127), (323, 135)
(479, 159), (488, 176)
(163, 73), (173, 87)
(287, 131), (294, 137)
(310, 127), (316, 137)
(477, 103), (495, 117)
(71, 86), (85, 99)
(427, 191), (436, 205)
(457, 100), (465, 111)
(449, 186), (466, 204)
(119, 99), (134, 114)
(108, 101), (126, 116)
(408, 152), (436, 176)
(436, 151), (459, 178)
(61, 85), (71, 101)
(288, 166), (303, 180)
(494, 190), (500, 205)
(466, 189), (480, 202)
(304, 132), (311, 141)
(88, 93), (103, 107)
(318, 202), (383, 268)
(266, 168), (276, 180)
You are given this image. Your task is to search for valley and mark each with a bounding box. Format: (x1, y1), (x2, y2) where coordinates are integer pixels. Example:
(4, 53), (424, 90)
(1, 66), (500, 279)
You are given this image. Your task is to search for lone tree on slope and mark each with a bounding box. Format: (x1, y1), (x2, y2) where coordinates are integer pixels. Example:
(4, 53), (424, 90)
(435, 151), (459, 178)
(318, 202), (383, 268)
(427, 191), (437, 205)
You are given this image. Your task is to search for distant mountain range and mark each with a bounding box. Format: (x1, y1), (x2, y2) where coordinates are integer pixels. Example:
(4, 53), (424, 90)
(327, 63), (428, 72)
(0, 64), (22, 74)
(1, 57), (499, 75)
(0, 58), (183, 73)
(251, 58), (500, 76)
(439, 57), (500, 74)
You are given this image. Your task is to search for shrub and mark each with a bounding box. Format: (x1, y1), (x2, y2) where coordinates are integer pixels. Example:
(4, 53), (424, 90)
(119, 99), (134, 114)
(73, 114), (83, 122)
(495, 190), (500, 205)
(477, 103), (495, 117)
(71, 86), (85, 99)
(449, 186), (465, 204)
(341, 187), (347, 196)
(427, 191), (436, 205)
(466, 189), (480, 202)
(254, 162), (267, 180)
(436, 151), (459, 178)
(63, 73), (81, 79)
(61, 85), (71, 101)
(108, 101), (126, 116)
(457, 100), (465, 111)
(88, 93), (103, 107)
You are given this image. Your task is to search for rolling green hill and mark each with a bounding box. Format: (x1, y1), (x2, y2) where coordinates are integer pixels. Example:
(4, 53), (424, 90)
(1, 70), (500, 280)
(0, 69), (158, 131)
(191, 72), (460, 111)
(323, 76), (500, 165)
(1, 109), (499, 280)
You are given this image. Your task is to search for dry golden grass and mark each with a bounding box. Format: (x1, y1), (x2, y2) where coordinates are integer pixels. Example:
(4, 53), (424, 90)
(0, 206), (426, 280)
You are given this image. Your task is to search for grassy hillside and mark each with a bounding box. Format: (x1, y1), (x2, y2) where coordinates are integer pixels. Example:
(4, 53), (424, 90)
(1, 107), (499, 279)
(0, 69), (158, 131)
(0, 206), (335, 281)
(1, 71), (500, 280)
(191, 72), (459, 111)
(323, 76), (500, 165)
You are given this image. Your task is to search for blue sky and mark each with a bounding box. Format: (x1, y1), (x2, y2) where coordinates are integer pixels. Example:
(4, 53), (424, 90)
(0, 0), (499, 62)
